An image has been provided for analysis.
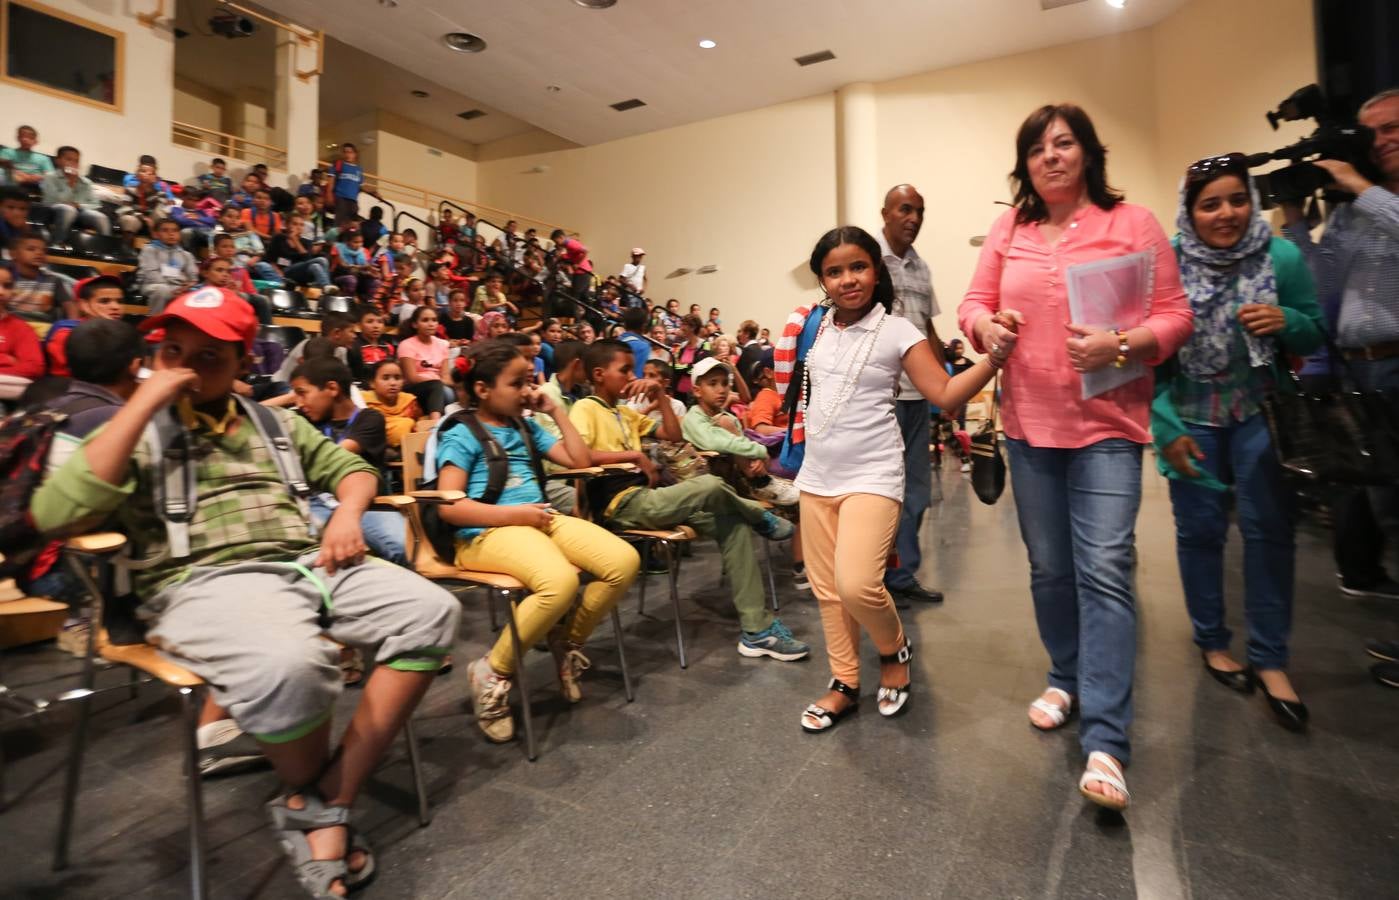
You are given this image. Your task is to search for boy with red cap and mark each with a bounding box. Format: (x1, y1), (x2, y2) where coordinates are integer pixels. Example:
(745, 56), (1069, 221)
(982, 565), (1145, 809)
(29, 285), (460, 899)
(43, 274), (125, 377)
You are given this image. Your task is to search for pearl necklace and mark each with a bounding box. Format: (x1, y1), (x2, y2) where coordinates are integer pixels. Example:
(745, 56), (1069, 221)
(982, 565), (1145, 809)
(801, 305), (886, 439)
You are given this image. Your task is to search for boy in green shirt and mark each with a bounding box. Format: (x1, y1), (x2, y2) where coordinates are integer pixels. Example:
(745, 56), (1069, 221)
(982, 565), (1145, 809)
(30, 286), (459, 899)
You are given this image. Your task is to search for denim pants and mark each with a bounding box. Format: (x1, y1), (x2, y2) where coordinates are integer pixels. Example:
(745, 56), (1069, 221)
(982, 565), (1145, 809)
(285, 258), (331, 288)
(249, 261), (281, 283)
(309, 495), (408, 566)
(1168, 414), (1295, 669)
(1005, 437), (1142, 764)
(49, 205), (111, 244)
(886, 398), (932, 591)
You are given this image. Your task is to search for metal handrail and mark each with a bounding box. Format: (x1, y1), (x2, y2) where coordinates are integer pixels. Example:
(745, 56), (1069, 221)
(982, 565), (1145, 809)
(172, 121), (288, 169)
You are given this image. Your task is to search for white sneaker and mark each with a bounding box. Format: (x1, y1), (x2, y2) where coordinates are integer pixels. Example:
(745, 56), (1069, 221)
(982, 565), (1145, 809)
(960, 461), (971, 473)
(753, 476), (799, 507)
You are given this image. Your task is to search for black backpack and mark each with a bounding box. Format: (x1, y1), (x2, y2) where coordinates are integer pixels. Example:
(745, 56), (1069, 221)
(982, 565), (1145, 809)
(0, 408), (70, 581)
(418, 411), (549, 561)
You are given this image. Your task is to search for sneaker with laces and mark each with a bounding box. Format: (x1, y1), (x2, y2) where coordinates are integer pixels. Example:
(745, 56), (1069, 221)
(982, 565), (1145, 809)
(960, 461), (972, 473)
(56, 620), (91, 658)
(752, 476), (799, 507)
(467, 656), (516, 742)
(548, 627), (592, 703)
(738, 618), (810, 661)
(197, 720), (268, 777)
(755, 511), (794, 541)
(792, 562), (811, 591)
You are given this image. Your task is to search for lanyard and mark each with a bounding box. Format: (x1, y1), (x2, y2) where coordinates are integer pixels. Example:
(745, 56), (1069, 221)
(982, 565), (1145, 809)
(322, 408), (359, 442)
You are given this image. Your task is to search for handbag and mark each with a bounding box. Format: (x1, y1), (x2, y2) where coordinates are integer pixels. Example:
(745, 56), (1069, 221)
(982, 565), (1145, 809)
(969, 372), (1007, 504)
(1259, 334), (1399, 485)
(777, 303), (829, 474)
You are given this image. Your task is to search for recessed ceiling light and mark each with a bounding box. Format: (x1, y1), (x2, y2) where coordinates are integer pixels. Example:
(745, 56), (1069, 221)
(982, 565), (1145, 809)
(546, 84), (562, 93)
(411, 89), (429, 98)
(698, 39), (716, 49)
(1105, 0), (1126, 7)
(573, 0), (616, 8)
(443, 32), (487, 53)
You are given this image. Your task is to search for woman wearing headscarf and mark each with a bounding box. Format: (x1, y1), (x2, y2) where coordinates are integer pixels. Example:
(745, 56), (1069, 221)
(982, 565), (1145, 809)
(1152, 153), (1324, 731)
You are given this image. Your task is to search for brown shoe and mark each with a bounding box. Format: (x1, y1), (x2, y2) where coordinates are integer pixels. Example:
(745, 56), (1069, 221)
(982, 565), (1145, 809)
(547, 627), (591, 704)
(466, 656), (515, 742)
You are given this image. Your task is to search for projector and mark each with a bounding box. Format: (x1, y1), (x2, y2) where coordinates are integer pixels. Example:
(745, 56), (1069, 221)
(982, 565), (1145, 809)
(210, 12), (255, 38)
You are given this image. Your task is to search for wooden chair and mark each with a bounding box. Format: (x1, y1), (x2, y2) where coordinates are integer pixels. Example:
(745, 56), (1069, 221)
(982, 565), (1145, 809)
(0, 556), (67, 810)
(398, 431), (635, 761)
(52, 532), (432, 900)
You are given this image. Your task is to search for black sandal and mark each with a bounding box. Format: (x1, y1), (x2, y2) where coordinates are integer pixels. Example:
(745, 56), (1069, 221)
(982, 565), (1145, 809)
(801, 678), (859, 733)
(877, 639), (913, 718)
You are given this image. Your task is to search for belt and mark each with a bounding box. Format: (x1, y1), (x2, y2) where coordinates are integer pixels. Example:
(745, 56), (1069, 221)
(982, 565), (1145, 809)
(1340, 341), (1399, 362)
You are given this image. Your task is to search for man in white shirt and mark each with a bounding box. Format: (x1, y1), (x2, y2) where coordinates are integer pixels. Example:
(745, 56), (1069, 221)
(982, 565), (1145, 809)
(877, 184), (946, 607)
(620, 247), (647, 295)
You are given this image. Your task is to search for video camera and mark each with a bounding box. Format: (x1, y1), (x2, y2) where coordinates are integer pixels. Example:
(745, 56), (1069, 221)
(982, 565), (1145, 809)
(1247, 84), (1376, 209)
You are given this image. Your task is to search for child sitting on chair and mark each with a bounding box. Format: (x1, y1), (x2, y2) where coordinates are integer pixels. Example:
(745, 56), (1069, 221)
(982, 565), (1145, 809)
(424, 341), (640, 742)
(681, 357), (799, 507)
(29, 286), (459, 900)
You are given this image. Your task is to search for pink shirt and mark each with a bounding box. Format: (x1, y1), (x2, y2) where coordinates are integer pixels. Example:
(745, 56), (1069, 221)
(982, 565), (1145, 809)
(398, 335), (450, 381)
(958, 203), (1193, 448)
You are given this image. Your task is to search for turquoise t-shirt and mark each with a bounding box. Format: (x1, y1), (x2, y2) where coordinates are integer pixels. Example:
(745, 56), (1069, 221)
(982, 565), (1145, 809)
(433, 416), (558, 541)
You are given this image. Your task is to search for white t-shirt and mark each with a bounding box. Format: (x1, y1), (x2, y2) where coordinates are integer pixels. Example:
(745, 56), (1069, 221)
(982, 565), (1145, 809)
(794, 304), (927, 501)
(620, 262), (646, 293)
(626, 394), (685, 423)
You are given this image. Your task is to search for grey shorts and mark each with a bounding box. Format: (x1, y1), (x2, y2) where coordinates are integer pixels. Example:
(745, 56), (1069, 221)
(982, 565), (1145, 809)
(144, 553), (460, 741)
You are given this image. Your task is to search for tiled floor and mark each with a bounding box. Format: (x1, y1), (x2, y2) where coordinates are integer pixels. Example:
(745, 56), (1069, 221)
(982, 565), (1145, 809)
(2, 466), (1396, 899)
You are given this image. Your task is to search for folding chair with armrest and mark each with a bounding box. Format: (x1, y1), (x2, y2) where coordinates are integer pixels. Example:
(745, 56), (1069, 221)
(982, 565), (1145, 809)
(397, 431), (635, 762)
(52, 530), (433, 900)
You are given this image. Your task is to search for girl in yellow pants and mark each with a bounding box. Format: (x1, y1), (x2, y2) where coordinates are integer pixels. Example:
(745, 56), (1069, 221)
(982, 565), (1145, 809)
(433, 342), (640, 743)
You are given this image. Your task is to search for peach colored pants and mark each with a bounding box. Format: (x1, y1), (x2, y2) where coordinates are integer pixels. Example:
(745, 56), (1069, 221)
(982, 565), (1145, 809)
(799, 492), (905, 687)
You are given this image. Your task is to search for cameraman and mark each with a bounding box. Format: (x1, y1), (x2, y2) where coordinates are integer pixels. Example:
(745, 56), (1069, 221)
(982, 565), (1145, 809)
(1282, 87), (1399, 686)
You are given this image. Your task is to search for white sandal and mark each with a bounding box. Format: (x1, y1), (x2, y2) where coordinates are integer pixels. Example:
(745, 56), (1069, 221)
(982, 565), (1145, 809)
(1079, 751), (1130, 812)
(1028, 686), (1074, 730)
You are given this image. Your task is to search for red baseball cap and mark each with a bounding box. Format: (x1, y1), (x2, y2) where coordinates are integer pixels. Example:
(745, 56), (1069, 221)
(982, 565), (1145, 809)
(139, 286), (258, 351)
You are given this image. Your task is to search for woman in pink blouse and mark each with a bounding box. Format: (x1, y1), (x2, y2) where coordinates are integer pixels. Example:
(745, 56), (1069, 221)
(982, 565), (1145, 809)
(958, 104), (1193, 812)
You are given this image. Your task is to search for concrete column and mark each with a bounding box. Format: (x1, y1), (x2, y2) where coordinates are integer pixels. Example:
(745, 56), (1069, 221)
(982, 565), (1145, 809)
(275, 35), (320, 176)
(835, 82), (879, 231)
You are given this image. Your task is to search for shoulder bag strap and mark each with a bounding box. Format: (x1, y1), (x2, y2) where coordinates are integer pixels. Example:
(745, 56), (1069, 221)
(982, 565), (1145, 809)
(458, 412), (509, 505)
(235, 396), (314, 530)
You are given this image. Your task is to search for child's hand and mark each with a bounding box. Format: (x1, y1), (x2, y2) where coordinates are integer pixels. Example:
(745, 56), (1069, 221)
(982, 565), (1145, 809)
(635, 452), (660, 487)
(512, 504), (554, 528)
(525, 386), (558, 416)
(137, 367), (200, 407)
(623, 378), (663, 402)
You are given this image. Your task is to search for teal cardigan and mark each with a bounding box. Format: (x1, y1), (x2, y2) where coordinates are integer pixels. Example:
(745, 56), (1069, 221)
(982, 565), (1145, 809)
(1150, 235), (1325, 491)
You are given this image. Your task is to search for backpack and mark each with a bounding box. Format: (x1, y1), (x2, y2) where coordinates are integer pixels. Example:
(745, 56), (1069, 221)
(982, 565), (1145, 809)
(418, 411), (549, 561)
(0, 408), (68, 581)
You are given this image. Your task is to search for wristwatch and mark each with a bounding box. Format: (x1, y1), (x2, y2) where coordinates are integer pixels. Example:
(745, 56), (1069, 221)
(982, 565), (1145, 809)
(1113, 330), (1130, 368)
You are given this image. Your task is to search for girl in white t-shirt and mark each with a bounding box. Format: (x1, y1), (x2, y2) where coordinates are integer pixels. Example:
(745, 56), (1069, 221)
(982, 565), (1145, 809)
(794, 226), (1012, 733)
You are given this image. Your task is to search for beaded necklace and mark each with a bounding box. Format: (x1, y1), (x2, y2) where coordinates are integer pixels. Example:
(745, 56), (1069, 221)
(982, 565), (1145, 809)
(800, 304), (886, 439)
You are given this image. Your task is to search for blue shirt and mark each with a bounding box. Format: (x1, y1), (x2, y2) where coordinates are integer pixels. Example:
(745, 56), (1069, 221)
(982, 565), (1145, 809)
(619, 331), (651, 378)
(336, 243), (367, 267)
(332, 161), (363, 201)
(432, 416), (558, 542)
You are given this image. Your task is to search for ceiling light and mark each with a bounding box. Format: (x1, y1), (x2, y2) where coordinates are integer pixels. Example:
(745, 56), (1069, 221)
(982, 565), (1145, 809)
(546, 84), (562, 92)
(1105, 0), (1126, 7)
(443, 32), (487, 53)
(411, 89), (429, 98)
(573, 0), (617, 8)
(698, 39), (716, 49)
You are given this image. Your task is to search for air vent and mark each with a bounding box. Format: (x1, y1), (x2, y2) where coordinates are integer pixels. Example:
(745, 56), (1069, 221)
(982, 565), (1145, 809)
(610, 98), (646, 112)
(457, 109), (486, 120)
(794, 50), (835, 67)
(427, 148), (443, 157)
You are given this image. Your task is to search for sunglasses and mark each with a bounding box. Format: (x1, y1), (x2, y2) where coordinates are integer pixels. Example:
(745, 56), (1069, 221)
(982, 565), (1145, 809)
(1186, 152), (1248, 181)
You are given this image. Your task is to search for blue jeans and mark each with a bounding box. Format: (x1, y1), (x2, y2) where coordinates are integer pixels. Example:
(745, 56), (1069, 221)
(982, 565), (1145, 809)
(1168, 414), (1295, 669)
(284, 258), (330, 288)
(250, 261), (282, 283)
(1005, 437), (1142, 764)
(310, 495), (407, 566)
(886, 398), (931, 591)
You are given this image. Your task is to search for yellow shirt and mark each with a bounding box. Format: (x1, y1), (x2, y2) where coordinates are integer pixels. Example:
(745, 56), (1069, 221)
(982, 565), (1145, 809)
(569, 395), (657, 515)
(569, 395), (656, 453)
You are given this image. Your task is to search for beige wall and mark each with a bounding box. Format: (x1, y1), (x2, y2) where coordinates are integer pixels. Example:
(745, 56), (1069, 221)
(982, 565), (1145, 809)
(474, 0), (1318, 338)
(477, 93), (838, 332)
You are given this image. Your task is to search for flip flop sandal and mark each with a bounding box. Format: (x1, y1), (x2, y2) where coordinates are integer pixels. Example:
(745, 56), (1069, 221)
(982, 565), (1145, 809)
(1029, 686), (1074, 731)
(801, 678), (859, 733)
(1079, 751), (1130, 812)
(267, 789), (375, 897)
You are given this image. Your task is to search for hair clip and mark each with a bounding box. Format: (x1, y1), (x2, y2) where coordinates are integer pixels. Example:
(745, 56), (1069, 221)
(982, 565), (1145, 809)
(454, 356), (474, 377)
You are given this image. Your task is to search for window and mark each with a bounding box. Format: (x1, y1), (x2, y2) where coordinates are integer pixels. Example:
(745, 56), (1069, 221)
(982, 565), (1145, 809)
(1, 0), (123, 112)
